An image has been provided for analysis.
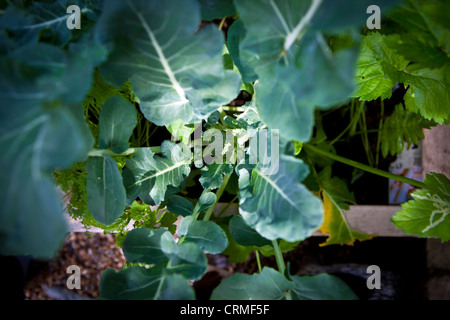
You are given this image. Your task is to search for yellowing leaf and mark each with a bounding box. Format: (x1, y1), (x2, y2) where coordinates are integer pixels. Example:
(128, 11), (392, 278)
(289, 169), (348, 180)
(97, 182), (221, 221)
(317, 167), (375, 246)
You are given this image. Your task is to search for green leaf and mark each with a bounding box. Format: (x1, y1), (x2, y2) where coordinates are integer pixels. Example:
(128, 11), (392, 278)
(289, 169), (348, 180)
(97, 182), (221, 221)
(228, 215), (272, 247)
(353, 33), (409, 101)
(290, 273), (359, 300)
(239, 154), (324, 242)
(0, 0), (96, 47)
(380, 104), (435, 157)
(391, 173), (450, 241)
(226, 19), (258, 83)
(198, 0), (236, 20)
(388, 0), (450, 53)
(122, 141), (191, 206)
(86, 155), (126, 225)
(317, 166), (374, 246)
(211, 267), (294, 300)
(122, 228), (168, 265)
(199, 163), (234, 190)
(0, 167), (68, 258)
(166, 120), (195, 145)
(0, 59), (94, 257)
(255, 34), (357, 141)
(197, 192), (217, 213)
(98, 96), (137, 153)
(178, 216), (228, 254)
(160, 231), (208, 280)
(99, 265), (194, 300)
(95, 0), (240, 126)
(400, 65), (450, 124)
(167, 195), (194, 217)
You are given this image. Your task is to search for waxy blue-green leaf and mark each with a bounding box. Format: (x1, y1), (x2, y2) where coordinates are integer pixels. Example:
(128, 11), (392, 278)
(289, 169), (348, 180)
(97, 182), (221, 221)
(291, 274), (359, 300)
(95, 0), (241, 126)
(197, 192), (217, 213)
(0, 0), (91, 47)
(122, 141), (191, 206)
(86, 155), (126, 225)
(199, 163), (234, 190)
(160, 231), (207, 281)
(178, 216), (228, 254)
(211, 267), (294, 300)
(98, 96), (137, 153)
(199, 0), (236, 20)
(122, 228), (168, 265)
(99, 265), (194, 300)
(239, 154), (324, 242)
(0, 53), (95, 257)
(311, 0), (401, 33)
(228, 215), (272, 247)
(392, 173), (450, 241)
(233, 0), (358, 141)
(167, 195), (194, 217)
(226, 19), (258, 83)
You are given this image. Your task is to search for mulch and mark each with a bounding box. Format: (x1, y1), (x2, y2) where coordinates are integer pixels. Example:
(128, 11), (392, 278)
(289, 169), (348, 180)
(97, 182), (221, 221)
(24, 232), (126, 300)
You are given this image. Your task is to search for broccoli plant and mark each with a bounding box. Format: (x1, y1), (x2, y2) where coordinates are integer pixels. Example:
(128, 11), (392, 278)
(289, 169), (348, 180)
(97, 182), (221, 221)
(0, 0), (449, 300)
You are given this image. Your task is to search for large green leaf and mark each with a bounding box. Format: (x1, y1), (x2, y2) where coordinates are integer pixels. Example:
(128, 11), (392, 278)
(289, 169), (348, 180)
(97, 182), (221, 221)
(239, 154), (323, 242)
(122, 141), (191, 206)
(198, 0), (236, 20)
(211, 267), (294, 300)
(226, 19), (258, 83)
(255, 35), (357, 141)
(353, 33), (409, 101)
(99, 265), (194, 300)
(86, 155), (126, 225)
(232, 0), (360, 141)
(388, 0), (450, 53)
(167, 195), (194, 217)
(94, 0), (241, 126)
(380, 104), (435, 157)
(228, 215), (272, 247)
(391, 173), (450, 241)
(178, 216), (228, 254)
(354, 32), (450, 124)
(290, 273), (358, 300)
(98, 96), (137, 153)
(0, 48), (96, 257)
(400, 65), (450, 124)
(0, 0), (99, 48)
(160, 231), (208, 281)
(122, 228), (168, 265)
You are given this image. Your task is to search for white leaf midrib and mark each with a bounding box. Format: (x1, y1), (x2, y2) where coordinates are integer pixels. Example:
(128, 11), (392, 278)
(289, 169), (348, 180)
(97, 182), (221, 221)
(127, 0), (189, 104)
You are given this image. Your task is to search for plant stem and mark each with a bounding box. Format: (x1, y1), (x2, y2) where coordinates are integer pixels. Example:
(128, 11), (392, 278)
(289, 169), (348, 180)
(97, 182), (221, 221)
(272, 239), (286, 275)
(255, 250), (262, 273)
(329, 100), (361, 146)
(88, 146), (161, 157)
(272, 239), (293, 300)
(375, 99), (384, 167)
(216, 194), (239, 218)
(304, 144), (427, 189)
(191, 187), (211, 220)
(283, 0), (322, 51)
(203, 173), (232, 221)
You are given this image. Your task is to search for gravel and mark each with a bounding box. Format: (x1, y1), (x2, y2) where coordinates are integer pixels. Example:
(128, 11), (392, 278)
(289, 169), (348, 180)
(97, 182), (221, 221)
(24, 232), (125, 300)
